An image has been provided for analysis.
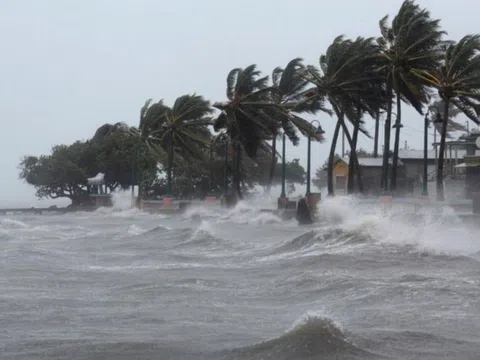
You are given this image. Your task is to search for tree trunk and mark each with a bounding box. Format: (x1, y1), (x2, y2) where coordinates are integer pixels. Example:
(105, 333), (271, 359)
(436, 99), (450, 201)
(267, 135), (277, 193)
(373, 111), (380, 158)
(381, 82), (393, 192)
(347, 112), (361, 195)
(341, 121), (364, 193)
(327, 120), (342, 196)
(233, 143), (243, 200)
(391, 91), (402, 192)
(166, 135), (174, 196)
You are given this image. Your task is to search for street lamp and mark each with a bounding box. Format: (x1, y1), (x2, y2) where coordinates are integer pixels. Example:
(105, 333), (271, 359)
(306, 120), (326, 195)
(422, 106), (442, 196)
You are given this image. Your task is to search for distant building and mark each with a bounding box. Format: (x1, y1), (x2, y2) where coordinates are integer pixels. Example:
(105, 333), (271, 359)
(333, 157), (404, 195)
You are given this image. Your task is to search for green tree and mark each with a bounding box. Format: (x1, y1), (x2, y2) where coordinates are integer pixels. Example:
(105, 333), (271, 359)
(272, 158), (306, 185)
(134, 95), (213, 197)
(213, 64), (282, 200)
(413, 35), (480, 200)
(304, 36), (382, 196)
(267, 58), (327, 191)
(19, 141), (96, 205)
(377, 0), (445, 191)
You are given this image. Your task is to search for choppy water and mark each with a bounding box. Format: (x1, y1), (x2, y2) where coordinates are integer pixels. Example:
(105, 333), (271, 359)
(1, 194), (480, 359)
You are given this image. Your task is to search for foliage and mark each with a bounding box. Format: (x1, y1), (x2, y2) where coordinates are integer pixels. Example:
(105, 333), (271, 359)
(377, 0), (445, 190)
(19, 141), (96, 205)
(413, 34), (480, 200)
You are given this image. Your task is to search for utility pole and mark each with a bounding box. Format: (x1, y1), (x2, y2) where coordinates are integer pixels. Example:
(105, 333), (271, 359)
(341, 128), (345, 157)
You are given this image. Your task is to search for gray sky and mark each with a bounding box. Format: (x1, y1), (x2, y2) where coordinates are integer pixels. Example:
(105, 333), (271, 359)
(1, 0), (478, 207)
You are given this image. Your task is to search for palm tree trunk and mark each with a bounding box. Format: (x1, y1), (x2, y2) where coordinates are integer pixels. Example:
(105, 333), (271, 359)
(347, 112), (361, 194)
(391, 91), (402, 192)
(267, 135), (277, 193)
(436, 99), (450, 201)
(373, 111), (380, 158)
(327, 120), (342, 196)
(166, 135), (174, 196)
(234, 143), (244, 200)
(341, 121), (364, 193)
(381, 83), (393, 192)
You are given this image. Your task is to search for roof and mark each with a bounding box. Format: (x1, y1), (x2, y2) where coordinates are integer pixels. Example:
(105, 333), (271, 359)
(399, 149), (467, 160)
(339, 157), (402, 167)
(87, 173), (105, 185)
(398, 149), (435, 160)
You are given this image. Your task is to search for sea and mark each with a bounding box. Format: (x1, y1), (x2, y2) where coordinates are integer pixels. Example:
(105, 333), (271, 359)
(1, 192), (480, 359)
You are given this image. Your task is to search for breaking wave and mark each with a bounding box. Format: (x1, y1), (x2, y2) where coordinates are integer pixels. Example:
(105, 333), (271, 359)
(227, 312), (374, 359)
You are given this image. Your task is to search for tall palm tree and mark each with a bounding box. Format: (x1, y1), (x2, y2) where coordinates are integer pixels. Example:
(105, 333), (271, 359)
(429, 99), (465, 139)
(213, 64), (283, 200)
(413, 34), (480, 201)
(267, 58), (327, 191)
(377, 0), (445, 192)
(304, 36), (384, 196)
(345, 38), (387, 194)
(134, 95), (213, 197)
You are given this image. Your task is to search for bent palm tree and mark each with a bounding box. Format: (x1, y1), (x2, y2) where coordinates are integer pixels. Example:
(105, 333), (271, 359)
(134, 95), (213, 197)
(213, 64), (282, 200)
(429, 99), (465, 139)
(377, 0), (445, 191)
(413, 35), (480, 200)
(267, 58), (327, 191)
(304, 36), (384, 196)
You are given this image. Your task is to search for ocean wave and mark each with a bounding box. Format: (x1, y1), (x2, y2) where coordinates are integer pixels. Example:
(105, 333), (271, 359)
(1, 218), (30, 229)
(227, 312), (374, 359)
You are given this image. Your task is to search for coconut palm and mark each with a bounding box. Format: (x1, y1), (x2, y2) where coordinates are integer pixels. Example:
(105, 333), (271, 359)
(377, 0), (445, 191)
(428, 99), (465, 139)
(213, 64), (282, 200)
(304, 36), (384, 196)
(266, 58), (327, 191)
(134, 95), (213, 196)
(344, 37), (387, 194)
(412, 34), (480, 201)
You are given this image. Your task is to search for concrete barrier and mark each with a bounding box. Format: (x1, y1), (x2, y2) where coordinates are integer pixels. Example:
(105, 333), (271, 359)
(379, 195), (393, 211)
(163, 196), (174, 209)
(277, 196), (289, 209)
(205, 196), (217, 206)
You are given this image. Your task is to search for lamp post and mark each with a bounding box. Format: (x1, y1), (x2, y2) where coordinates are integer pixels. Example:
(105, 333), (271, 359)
(423, 106), (442, 197)
(306, 120), (326, 195)
(391, 112), (403, 192)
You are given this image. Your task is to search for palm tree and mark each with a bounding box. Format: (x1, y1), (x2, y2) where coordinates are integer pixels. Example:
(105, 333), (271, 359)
(429, 99), (465, 139)
(413, 34), (480, 201)
(135, 95), (213, 197)
(267, 58), (327, 192)
(213, 64), (282, 201)
(304, 36), (384, 196)
(377, 0), (445, 192)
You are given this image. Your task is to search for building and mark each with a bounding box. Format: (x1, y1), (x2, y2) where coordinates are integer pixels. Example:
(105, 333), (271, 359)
(87, 173), (112, 207)
(332, 157), (404, 195)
